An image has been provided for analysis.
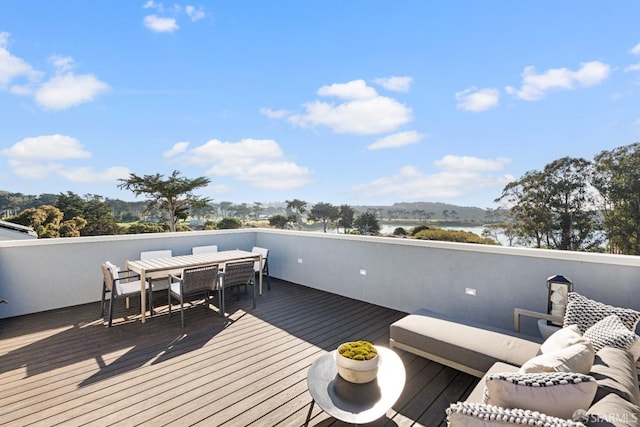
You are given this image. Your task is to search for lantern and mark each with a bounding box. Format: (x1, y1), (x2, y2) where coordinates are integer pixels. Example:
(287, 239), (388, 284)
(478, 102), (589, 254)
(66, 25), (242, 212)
(546, 275), (573, 326)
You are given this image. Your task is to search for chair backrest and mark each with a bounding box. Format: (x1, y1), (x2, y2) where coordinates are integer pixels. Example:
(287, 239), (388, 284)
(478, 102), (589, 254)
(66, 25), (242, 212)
(101, 262), (119, 293)
(181, 264), (219, 295)
(192, 245), (218, 255)
(141, 250), (172, 260)
(251, 246), (269, 271)
(223, 260), (255, 288)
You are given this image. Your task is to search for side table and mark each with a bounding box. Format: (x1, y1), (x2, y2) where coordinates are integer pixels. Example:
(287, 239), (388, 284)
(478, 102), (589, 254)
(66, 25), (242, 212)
(305, 346), (406, 425)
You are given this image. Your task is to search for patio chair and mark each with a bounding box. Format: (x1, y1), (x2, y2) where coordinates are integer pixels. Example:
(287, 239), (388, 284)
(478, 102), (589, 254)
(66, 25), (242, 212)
(192, 245), (218, 254)
(168, 264), (220, 328)
(141, 249), (172, 315)
(251, 246), (270, 290)
(100, 261), (151, 327)
(220, 260), (256, 317)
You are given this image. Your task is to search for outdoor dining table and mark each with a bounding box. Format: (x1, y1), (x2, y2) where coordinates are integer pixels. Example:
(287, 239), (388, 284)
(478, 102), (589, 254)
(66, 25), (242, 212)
(126, 249), (262, 323)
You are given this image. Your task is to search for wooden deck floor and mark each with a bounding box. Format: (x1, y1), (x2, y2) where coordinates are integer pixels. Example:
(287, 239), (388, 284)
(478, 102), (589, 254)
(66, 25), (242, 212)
(0, 279), (478, 426)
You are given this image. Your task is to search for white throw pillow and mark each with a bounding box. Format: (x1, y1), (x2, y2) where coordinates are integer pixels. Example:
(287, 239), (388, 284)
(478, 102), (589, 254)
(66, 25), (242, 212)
(583, 314), (639, 354)
(483, 371), (598, 420)
(540, 324), (588, 354)
(519, 342), (595, 374)
(563, 292), (640, 334)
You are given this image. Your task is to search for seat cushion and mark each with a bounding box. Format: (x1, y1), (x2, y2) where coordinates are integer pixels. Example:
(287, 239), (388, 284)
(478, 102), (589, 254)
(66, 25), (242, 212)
(115, 280), (143, 296)
(390, 309), (541, 374)
(585, 393), (640, 426)
(590, 346), (640, 406)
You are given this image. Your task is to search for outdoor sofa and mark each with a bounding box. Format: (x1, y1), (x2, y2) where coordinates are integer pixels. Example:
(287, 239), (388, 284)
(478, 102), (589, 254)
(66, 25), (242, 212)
(390, 293), (640, 426)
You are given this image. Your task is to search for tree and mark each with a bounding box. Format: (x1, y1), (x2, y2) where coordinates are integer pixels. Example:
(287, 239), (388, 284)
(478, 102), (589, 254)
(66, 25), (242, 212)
(82, 195), (122, 236)
(353, 212), (381, 235)
(269, 214), (295, 229)
(286, 199), (307, 229)
(496, 157), (600, 250)
(592, 142), (640, 254)
(8, 205), (86, 238)
(337, 204), (355, 233)
(308, 202), (340, 233)
(217, 217), (242, 229)
(118, 170), (211, 232)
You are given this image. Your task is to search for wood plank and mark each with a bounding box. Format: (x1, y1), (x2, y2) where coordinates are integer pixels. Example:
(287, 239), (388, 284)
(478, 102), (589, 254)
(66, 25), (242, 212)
(0, 279), (478, 426)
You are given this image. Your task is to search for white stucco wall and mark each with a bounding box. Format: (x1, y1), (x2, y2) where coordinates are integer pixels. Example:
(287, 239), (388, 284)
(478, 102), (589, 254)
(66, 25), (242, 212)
(1, 229), (639, 334)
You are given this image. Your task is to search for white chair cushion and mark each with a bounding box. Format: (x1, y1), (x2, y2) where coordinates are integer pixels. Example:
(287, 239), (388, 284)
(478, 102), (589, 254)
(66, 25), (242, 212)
(116, 280), (143, 296)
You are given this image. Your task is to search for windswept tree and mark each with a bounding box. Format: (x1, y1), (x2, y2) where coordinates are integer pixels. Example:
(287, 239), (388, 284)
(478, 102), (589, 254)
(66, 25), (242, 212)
(118, 170), (211, 232)
(286, 198), (307, 229)
(269, 214), (296, 229)
(308, 202), (340, 233)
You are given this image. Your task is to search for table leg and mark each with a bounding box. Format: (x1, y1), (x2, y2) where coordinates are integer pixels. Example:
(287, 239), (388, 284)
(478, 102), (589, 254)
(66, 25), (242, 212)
(140, 270), (147, 323)
(304, 399), (315, 427)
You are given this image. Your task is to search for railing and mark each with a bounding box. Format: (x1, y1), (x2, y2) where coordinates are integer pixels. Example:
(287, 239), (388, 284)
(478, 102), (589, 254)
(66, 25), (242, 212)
(1, 229), (639, 335)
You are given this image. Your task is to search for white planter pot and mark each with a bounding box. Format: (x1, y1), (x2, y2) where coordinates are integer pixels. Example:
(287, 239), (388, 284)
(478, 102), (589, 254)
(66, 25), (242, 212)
(335, 347), (380, 384)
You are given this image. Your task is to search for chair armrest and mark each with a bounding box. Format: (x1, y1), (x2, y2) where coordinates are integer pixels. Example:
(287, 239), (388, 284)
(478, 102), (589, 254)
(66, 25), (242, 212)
(168, 274), (181, 283)
(116, 270), (141, 281)
(513, 308), (563, 332)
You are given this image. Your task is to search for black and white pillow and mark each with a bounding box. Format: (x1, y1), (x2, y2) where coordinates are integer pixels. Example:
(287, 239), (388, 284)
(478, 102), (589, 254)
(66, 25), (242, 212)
(563, 292), (640, 334)
(446, 402), (586, 426)
(583, 314), (639, 352)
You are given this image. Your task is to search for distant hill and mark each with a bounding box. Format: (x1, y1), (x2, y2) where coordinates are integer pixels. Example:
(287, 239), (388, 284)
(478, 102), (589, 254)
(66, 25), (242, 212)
(352, 202), (492, 222)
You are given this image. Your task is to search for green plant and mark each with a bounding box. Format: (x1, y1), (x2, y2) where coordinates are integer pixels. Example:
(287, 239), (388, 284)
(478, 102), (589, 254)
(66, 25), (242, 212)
(337, 340), (377, 361)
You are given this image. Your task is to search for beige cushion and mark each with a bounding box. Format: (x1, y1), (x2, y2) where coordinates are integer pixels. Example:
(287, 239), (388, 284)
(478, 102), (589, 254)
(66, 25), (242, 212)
(585, 393), (640, 426)
(446, 402), (586, 426)
(519, 342), (594, 374)
(590, 346), (640, 406)
(540, 324), (588, 353)
(484, 371), (597, 419)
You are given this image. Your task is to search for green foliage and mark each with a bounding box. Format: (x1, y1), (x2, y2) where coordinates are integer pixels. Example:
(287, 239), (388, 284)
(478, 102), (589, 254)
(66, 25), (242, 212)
(203, 220), (217, 230)
(337, 341), (377, 361)
(308, 202), (339, 233)
(393, 227), (407, 236)
(217, 217), (242, 229)
(175, 223), (192, 232)
(269, 214), (295, 229)
(7, 205), (87, 238)
(285, 199), (307, 229)
(411, 225), (431, 235)
(118, 170), (211, 232)
(338, 204), (355, 232)
(592, 143), (640, 255)
(125, 222), (167, 234)
(353, 212), (381, 235)
(414, 228), (498, 244)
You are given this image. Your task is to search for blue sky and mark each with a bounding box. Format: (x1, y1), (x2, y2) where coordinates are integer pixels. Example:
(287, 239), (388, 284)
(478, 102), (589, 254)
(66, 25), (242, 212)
(1, 1), (640, 208)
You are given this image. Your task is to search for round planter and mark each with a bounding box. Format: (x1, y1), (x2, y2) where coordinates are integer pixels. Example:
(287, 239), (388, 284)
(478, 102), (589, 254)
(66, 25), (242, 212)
(335, 346), (380, 384)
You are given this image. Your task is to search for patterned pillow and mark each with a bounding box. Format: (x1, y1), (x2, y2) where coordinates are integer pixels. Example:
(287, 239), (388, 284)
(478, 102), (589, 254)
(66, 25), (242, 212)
(484, 371), (597, 420)
(563, 292), (640, 334)
(583, 314), (639, 352)
(446, 402), (586, 426)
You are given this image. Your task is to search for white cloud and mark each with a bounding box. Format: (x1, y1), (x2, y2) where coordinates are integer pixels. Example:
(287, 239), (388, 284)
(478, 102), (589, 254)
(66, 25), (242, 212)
(350, 155), (513, 201)
(50, 55), (74, 72)
(284, 79), (413, 135)
(185, 5), (205, 21)
(372, 76), (413, 92)
(1, 135), (129, 182)
(317, 79), (378, 100)
(35, 73), (109, 110)
(0, 32), (42, 91)
(260, 107), (291, 119)
(367, 131), (425, 150)
(624, 63), (640, 72)
(630, 43), (640, 55)
(2, 134), (91, 161)
(506, 61), (610, 101)
(163, 141), (190, 157)
(174, 138), (312, 190)
(455, 87), (500, 112)
(144, 15), (179, 32)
